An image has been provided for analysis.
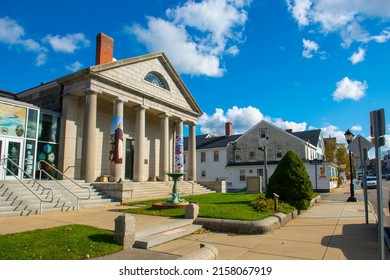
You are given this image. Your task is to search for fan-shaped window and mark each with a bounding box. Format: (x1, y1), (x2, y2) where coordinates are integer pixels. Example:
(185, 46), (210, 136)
(144, 72), (169, 90)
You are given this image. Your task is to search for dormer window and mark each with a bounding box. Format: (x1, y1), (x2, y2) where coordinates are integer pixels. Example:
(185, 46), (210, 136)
(144, 71), (169, 90)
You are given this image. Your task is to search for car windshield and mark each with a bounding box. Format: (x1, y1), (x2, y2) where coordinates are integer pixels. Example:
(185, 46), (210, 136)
(367, 178), (376, 181)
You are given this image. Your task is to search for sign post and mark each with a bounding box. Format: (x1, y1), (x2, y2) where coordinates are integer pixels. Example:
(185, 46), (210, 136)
(370, 108), (386, 260)
(347, 135), (373, 224)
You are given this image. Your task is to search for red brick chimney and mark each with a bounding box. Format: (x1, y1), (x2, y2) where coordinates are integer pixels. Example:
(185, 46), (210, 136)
(225, 122), (232, 136)
(96, 33), (114, 65)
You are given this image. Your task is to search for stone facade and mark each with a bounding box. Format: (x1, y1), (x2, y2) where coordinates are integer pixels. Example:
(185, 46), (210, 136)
(17, 34), (202, 183)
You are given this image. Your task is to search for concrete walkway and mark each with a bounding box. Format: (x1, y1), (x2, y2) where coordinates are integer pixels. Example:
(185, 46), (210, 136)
(0, 186), (389, 260)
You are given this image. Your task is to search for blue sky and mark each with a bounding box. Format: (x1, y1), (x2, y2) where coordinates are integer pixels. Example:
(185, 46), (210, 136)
(1, 0), (390, 155)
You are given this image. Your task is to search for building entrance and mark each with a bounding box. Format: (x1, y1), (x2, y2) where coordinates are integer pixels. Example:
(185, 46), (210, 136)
(125, 139), (134, 180)
(0, 137), (24, 180)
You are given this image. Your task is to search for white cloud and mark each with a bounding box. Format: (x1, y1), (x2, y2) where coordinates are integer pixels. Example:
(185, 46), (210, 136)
(314, 124), (347, 142)
(44, 33), (90, 53)
(332, 77), (367, 102)
(302, 38), (318, 58)
(125, 0), (251, 77)
(0, 17), (25, 44)
(65, 61), (83, 72)
(286, 0), (312, 27)
(198, 105), (307, 135)
(349, 47), (365, 64)
(35, 53), (47, 66)
(286, 0), (390, 48)
(351, 125), (363, 132)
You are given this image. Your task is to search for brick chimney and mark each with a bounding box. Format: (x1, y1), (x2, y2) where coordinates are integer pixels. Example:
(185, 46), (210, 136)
(96, 33), (114, 65)
(225, 122), (232, 136)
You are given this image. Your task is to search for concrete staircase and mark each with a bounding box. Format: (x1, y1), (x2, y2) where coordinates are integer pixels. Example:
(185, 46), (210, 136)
(126, 181), (215, 202)
(0, 180), (120, 217)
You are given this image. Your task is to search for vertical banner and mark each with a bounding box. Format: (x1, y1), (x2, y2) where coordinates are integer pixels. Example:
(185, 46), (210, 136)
(175, 134), (184, 173)
(319, 166), (326, 178)
(110, 116), (123, 164)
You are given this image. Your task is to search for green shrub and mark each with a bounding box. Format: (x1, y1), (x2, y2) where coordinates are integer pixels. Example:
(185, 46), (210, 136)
(250, 193), (296, 214)
(266, 150), (314, 210)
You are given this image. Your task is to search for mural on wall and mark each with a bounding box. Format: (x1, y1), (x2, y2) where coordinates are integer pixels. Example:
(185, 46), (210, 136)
(175, 134), (184, 173)
(110, 116), (124, 164)
(0, 103), (27, 137)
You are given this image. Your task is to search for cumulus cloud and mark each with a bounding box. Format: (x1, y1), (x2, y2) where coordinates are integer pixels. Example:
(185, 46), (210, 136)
(198, 105), (307, 135)
(0, 17), (90, 66)
(0, 17), (47, 64)
(65, 61), (83, 72)
(349, 47), (365, 64)
(125, 0), (251, 77)
(332, 77), (367, 102)
(302, 38), (318, 58)
(351, 125), (363, 132)
(44, 33), (90, 53)
(286, 0), (390, 48)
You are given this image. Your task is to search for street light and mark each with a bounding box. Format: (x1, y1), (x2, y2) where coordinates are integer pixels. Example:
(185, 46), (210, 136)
(344, 129), (357, 202)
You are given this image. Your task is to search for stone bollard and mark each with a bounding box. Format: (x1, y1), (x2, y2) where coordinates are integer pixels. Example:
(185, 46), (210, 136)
(114, 214), (136, 250)
(185, 203), (199, 219)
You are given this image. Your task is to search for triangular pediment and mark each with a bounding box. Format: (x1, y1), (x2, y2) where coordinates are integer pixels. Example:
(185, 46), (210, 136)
(89, 52), (202, 117)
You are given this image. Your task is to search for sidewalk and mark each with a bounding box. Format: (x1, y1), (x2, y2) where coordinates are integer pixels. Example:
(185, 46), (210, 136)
(0, 186), (389, 260)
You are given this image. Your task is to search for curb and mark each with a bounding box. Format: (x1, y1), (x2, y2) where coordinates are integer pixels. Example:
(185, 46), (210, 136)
(193, 196), (320, 235)
(177, 243), (218, 260)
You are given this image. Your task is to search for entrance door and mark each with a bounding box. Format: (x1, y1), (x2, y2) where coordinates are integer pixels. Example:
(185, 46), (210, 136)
(125, 139), (134, 180)
(0, 137), (24, 180)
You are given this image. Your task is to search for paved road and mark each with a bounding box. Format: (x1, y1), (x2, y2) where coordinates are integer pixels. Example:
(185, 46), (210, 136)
(366, 179), (390, 236)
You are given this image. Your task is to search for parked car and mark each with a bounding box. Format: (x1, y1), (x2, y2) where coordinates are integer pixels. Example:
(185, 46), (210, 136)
(365, 176), (377, 189)
(386, 173), (390, 180)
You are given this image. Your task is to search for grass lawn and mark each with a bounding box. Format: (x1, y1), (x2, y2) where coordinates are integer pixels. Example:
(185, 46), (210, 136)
(0, 224), (122, 260)
(123, 193), (295, 221)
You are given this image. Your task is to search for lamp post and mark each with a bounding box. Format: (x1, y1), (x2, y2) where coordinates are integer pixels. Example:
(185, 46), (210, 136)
(344, 129), (357, 202)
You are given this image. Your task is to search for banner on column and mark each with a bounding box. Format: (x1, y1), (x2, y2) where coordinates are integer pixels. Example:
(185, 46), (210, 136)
(110, 116), (123, 164)
(175, 134), (184, 172)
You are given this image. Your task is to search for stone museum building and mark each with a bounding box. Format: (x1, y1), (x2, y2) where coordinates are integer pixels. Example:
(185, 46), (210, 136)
(1, 33), (202, 185)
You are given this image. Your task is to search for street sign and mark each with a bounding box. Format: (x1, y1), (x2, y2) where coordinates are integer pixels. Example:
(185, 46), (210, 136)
(309, 159), (323, 164)
(347, 135), (373, 155)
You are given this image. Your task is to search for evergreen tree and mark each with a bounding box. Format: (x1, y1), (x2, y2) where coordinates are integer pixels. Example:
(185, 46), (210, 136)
(266, 151), (314, 210)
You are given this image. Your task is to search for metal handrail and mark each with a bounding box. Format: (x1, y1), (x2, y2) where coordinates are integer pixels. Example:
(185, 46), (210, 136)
(1, 157), (54, 214)
(38, 160), (91, 210)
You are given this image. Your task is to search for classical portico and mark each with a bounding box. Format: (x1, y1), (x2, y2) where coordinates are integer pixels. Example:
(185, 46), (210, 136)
(57, 38), (202, 184)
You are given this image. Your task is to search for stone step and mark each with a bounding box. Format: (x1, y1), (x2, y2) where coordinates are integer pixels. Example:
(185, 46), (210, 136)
(133, 219), (202, 249)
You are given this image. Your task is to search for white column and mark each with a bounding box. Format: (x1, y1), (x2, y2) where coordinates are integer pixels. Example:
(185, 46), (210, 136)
(81, 90), (98, 183)
(58, 93), (79, 179)
(134, 105), (146, 182)
(159, 113), (169, 181)
(188, 123), (197, 181)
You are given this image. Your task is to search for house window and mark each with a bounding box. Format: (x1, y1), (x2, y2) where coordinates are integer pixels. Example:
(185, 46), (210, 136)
(201, 170), (206, 177)
(239, 169), (245, 181)
(259, 129), (267, 139)
(235, 150), (241, 161)
(257, 169), (263, 176)
(201, 152), (206, 162)
(214, 150), (219, 162)
(276, 147), (283, 158)
(249, 149), (255, 161)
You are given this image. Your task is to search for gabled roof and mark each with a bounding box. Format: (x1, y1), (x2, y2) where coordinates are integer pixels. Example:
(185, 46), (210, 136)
(292, 129), (322, 146)
(184, 134), (242, 150)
